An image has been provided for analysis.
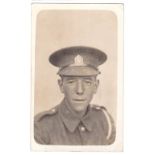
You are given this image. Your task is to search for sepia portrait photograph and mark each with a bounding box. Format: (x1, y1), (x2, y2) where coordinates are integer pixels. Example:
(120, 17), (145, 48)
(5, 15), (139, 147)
(31, 3), (123, 151)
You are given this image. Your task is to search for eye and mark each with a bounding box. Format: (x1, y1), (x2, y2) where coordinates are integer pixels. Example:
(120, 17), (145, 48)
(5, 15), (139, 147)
(67, 80), (75, 84)
(84, 80), (92, 85)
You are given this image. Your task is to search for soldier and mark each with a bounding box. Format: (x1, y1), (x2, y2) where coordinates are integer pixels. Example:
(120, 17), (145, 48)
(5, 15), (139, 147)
(34, 46), (116, 145)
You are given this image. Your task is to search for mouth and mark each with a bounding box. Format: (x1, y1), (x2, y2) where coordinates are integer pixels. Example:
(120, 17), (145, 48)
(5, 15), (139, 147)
(73, 99), (86, 101)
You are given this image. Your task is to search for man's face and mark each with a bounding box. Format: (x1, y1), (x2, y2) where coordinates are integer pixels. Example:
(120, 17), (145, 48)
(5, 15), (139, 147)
(58, 76), (99, 113)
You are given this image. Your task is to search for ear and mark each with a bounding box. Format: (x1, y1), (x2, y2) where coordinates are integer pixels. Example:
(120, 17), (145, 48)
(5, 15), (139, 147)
(58, 79), (64, 93)
(93, 79), (99, 94)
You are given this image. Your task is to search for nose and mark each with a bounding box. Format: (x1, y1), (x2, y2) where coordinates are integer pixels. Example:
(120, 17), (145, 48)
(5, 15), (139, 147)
(76, 79), (84, 95)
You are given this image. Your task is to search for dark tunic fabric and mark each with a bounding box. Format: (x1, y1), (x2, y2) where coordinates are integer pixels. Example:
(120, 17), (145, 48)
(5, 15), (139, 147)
(34, 99), (116, 145)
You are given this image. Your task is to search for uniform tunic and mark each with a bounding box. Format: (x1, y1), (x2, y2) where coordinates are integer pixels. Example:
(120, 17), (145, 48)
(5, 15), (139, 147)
(34, 99), (116, 145)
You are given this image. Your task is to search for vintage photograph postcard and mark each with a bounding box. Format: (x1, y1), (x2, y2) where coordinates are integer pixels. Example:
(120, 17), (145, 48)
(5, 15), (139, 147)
(31, 3), (123, 151)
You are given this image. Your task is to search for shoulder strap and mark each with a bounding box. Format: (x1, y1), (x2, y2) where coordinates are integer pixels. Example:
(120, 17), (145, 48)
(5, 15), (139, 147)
(34, 107), (58, 122)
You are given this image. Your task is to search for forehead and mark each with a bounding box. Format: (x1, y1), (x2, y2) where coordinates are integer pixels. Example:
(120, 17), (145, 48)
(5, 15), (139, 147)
(61, 76), (96, 80)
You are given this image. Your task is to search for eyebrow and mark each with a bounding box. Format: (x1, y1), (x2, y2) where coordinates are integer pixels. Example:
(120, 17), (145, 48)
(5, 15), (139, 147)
(65, 78), (76, 81)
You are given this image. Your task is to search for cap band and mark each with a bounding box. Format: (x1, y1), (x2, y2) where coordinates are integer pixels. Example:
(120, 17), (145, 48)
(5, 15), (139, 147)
(58, 66), (100, 76)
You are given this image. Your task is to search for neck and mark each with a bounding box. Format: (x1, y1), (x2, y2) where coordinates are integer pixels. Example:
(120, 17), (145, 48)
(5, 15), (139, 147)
(75, 108), (87, 118)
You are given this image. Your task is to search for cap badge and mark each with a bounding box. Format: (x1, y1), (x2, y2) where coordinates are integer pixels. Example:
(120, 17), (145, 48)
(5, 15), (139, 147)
(70, 55), (86, 66)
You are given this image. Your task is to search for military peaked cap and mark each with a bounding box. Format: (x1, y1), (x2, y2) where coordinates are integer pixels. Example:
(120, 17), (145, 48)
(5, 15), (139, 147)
(49, 46), (107, 76)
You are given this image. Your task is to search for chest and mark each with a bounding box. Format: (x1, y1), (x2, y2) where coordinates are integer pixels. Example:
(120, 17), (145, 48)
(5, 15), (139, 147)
(47, 118), (108, 145)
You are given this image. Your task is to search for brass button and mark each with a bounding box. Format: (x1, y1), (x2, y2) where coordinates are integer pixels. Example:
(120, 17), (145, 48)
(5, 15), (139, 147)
(95, 106), (101, 110)
(80, 126), (86, 132)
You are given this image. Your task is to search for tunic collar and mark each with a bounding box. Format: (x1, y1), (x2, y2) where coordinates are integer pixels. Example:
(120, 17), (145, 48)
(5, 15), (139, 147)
(58, 99), (95, 133)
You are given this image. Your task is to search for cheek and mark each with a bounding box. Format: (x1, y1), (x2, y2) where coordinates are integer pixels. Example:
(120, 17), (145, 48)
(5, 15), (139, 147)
(84, 85), (96, 97)
(63, 85), (75, 97)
